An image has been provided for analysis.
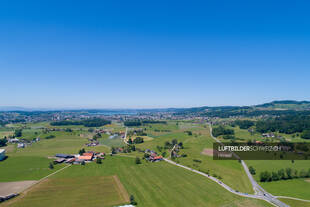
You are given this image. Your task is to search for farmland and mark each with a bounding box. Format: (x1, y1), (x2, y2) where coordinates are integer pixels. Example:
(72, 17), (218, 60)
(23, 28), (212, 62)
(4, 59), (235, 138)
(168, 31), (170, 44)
(0, 121), (273, 207)
(2, 155), (272, 207)
(2, 175), (129, 207)
(1, 118), (309, 207)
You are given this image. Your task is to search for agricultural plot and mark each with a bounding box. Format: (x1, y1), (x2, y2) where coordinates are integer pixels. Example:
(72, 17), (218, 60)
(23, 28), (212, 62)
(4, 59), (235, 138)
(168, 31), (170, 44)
(48, 156), (271, 207)
(135, 127), (254, 194)
(278, 198), (310, 207)
(261, 179), (310, 200)
(0, 156), (63, 182)
(101, 136), (125, 148)
(2, 175), (129, 207)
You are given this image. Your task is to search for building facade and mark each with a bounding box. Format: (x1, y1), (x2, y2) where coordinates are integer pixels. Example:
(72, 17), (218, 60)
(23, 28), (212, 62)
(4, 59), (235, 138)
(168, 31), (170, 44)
(0, 149), (6, 161)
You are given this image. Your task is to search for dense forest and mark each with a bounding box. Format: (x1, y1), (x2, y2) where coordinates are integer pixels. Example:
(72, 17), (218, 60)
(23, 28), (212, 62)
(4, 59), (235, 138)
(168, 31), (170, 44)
(233, 120), (255, 129)
(51, 118), (111, 127)
(212, 126), (234, 137)
(255, 115), (310, 137)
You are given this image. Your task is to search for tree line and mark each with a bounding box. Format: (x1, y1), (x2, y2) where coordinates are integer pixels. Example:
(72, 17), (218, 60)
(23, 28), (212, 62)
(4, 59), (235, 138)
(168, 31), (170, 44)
(51, 118), (111, 127)
(231, 115), (310, 139)
(260, 167), (310, 182)
(124, 120), (166, 127)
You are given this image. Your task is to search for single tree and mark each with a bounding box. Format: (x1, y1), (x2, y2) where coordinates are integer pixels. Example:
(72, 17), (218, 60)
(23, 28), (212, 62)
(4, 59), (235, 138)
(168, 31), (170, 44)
(130, 195), (137, 205)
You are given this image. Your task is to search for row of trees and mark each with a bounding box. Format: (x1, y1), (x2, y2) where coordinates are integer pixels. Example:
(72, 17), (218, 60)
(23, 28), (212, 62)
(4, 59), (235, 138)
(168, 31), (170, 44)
(260, 167), (310, 182)
(51, 118), (111, 127)
(164, 139), (183, 149)
(124, 120), (167, 127)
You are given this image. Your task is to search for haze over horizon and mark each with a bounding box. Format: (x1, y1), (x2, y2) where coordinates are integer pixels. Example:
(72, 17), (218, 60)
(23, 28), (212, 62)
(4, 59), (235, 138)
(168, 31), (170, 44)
(1, 1), (310, 108)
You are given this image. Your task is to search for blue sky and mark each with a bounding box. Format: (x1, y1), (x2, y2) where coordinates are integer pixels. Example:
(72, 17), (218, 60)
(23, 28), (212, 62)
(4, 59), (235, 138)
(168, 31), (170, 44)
(1, 0), (310, 108)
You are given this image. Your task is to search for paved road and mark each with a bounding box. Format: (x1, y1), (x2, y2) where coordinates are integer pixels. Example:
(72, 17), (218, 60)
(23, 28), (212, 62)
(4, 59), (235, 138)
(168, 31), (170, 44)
(207, 123), (289, 207)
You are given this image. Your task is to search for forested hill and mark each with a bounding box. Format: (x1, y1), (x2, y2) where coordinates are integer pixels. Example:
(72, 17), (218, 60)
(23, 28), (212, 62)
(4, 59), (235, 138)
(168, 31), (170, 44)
(255, 100), (310, 110)
(173, 100), (310, 118)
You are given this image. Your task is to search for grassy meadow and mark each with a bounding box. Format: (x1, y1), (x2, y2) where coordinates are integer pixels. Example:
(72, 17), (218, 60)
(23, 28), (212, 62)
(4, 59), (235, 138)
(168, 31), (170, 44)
(3, 156), (272, 207)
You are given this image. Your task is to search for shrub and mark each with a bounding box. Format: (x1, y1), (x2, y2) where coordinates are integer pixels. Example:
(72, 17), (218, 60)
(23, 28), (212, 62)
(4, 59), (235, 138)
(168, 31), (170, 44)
(96, 158), (102, 164)
(135, 157), (141, 164)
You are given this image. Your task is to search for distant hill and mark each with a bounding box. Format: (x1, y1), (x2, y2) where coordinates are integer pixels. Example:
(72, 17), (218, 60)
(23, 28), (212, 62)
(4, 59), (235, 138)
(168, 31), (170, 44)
(0, 106), (31, 111)
(173, 100), (310, 117)
(255, 100), (310, 110)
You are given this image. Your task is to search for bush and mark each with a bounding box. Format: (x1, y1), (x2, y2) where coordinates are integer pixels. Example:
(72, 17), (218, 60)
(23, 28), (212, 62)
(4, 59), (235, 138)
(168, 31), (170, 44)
(79, 148), (85, 155)
(135, 157), (141, 164)
(96, 158), (102, 164)
(193, 159), (202, 163)
(301, 130), (310, 139)
(130, 195), (137, 205)
(249, 166), (256, 175)
(133, 137), (144, 144)
(49, 162), (54, 169)
(45, 135), (55, 139)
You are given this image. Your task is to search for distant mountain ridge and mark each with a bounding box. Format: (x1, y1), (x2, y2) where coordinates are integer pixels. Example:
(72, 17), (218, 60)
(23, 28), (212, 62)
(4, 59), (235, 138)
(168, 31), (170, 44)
(0, 100), (309, 112)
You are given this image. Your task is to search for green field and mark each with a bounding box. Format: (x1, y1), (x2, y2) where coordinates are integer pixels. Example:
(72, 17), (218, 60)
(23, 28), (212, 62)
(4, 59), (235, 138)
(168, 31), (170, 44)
(261, 179), (310, 200)
(2, 175), (129, 207)
(135, 125), (254, 194)
(4, 156), (271, 207)
(1, 121), (302, 206)
(278, 198), (310, 207)
(0, 156), (63, 182)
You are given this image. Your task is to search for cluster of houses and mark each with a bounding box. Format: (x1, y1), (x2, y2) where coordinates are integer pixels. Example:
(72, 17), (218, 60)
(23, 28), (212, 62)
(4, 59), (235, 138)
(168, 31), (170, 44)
(7, 137), (40, 148)
(93, 129), (125, 139)
(144, 149), (163, 162)
(54, 151), (105, 165)
(262, 133), (283, 139)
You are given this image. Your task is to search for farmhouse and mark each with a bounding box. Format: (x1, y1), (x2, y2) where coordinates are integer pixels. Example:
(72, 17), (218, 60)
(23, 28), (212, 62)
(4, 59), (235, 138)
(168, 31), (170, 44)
(55, 154), (75, 159)
(78, 155), (92, 161)
(0, 149), (5, 161)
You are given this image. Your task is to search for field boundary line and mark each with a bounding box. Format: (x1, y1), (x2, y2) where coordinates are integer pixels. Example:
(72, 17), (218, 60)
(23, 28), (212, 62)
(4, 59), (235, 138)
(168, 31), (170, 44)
(21, 164), (71, 194)
(276, 196), (310, 203)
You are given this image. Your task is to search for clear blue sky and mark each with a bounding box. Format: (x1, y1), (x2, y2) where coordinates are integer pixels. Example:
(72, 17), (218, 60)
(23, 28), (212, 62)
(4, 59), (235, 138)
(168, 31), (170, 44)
(1, 0), (310, 108)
